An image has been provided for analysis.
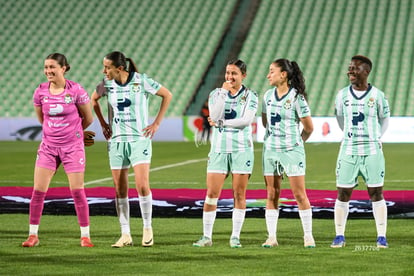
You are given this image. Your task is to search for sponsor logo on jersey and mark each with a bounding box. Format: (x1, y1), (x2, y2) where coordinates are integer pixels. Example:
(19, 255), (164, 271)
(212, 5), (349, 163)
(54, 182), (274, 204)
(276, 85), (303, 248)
(49, 104), (64, 115)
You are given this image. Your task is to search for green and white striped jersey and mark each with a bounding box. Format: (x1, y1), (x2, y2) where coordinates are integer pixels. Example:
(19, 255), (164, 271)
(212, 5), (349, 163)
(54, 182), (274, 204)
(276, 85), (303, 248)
(99, 72), (161, 142)
(335, 85), (390, 155)
(262, 88), (311, 151)
(209, 86), (258, 153)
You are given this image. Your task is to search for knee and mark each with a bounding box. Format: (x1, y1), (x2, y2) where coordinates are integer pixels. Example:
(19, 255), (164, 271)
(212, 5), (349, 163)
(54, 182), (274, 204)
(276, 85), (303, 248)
(233, 189), (246, 202)
(293, 193), (308, 206)
(368, 188), (384, 201)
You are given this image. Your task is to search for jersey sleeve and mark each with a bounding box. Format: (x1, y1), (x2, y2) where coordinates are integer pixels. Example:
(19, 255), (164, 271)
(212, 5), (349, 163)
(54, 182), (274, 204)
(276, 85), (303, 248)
(33, 86), (41, 106)
(335, 90), (344, 116)
(247, 90), (259, 112)
(208, 88), (226, 121)
(223, 90), (258, 128)
(74, 83), (90, 105)
(378, 92), (391, 119)
(142, 74), (161, 95)
(295, 94), (311, 118)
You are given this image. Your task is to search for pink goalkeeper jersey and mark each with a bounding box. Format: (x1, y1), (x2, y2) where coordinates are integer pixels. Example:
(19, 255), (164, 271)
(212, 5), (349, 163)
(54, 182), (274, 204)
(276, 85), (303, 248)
(33, 79), (90, 146)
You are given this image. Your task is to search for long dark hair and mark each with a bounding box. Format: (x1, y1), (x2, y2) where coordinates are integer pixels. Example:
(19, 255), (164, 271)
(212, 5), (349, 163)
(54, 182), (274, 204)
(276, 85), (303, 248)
(273, 58), (306, 99)
(46, 53), (71, 73)
(105, 51), (139, 73)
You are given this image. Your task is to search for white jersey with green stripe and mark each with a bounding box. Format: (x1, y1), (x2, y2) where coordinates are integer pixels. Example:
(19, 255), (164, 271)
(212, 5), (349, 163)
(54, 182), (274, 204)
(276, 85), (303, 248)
(262, 87), (311, 151)
(209, 85), (258, 153)
(102, 72), (161, 142)
(335, 85), (390, 155)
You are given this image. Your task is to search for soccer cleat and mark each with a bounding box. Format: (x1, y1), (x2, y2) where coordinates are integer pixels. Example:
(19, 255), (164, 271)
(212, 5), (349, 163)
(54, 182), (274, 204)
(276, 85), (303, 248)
(262, 237), (278, 248)
(304, 235), (316, 248)
(80, 237), (94, 247)
(376, 236), (388, 248)
(330, 235), (346, 248)
(112, 234), (133, 248)
(192, 236), (212, 247)
(22, 235), (39, 247)
(229, 236), (242, 248)
(142, 228), (153, 247)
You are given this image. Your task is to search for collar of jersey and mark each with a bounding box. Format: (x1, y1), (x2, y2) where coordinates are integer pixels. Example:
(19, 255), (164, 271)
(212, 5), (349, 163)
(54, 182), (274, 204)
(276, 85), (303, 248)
(228, 85), (246, 99)
(349, 84), (372, 99)
(274, 87), (293, 101)
(114, 71), (135, 87)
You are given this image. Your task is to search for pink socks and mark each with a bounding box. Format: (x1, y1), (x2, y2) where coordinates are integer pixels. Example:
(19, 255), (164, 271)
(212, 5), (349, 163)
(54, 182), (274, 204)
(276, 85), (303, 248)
(71, 189), (90, 227)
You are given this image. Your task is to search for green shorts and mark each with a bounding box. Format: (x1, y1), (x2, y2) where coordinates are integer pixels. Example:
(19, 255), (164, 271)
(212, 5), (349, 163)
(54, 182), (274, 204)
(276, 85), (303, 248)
(207, 151), (254, 174)
(262, 146), (306, 177)
(336, 151), (385, 188)
(109, 139), (152, 169)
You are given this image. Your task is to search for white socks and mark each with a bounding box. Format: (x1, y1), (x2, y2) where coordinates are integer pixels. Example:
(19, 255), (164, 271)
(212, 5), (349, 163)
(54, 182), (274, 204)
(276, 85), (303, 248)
(29, 224), (39, 236)
(298, 208), (313, 237)
(116, 197), (131, 234)
(139, 193), (153, 229)
(334, 199), (387, 237)
(334, 199), (349, 236)
(231, 208), (246, 239)
(80, 226), (90, 238)
(265, 209), (279, 238)
(203, 210), (217, 239)
(372, 199), (387, 237)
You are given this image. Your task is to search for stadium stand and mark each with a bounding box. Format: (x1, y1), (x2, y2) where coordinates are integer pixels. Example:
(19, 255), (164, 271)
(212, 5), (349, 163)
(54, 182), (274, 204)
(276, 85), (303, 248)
(1, 0), (413, 117)
(0, 0), (237, 117)
(239, 0), (414, 116)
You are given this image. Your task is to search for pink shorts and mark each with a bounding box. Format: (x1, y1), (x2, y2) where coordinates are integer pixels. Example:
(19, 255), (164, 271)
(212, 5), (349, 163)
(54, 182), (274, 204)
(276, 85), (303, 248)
(36, 141), (86, 173)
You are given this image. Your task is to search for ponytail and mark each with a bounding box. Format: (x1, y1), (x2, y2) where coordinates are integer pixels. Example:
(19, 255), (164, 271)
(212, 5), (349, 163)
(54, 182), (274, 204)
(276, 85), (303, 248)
(290, 61), (307, 100)
(126, 58), (139, 73)
(105, 51), (139, 73)
(273, 59), (307, 100)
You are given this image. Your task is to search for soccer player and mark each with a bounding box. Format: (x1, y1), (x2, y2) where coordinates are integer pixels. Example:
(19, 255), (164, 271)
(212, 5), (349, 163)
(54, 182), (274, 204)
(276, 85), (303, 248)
(91, 51), (172, 248)
(22, 53), (94, 247)
(261, 59), (315, 248)
(193, 59), (258, 248)
(331, 55), (390, 249)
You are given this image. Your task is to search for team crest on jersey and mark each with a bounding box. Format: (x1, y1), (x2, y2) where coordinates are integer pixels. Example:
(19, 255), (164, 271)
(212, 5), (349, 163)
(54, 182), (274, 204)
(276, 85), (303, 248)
(132, 83), (141, 93)
(64, 94), (72, 104)
(367, 97), (375, 108)
(240, 95), (247, 105)
(284, 99), (292, 109)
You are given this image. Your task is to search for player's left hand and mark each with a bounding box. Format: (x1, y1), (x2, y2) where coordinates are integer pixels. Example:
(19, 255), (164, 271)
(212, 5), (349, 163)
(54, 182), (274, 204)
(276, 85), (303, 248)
(143, 124), (159, 139)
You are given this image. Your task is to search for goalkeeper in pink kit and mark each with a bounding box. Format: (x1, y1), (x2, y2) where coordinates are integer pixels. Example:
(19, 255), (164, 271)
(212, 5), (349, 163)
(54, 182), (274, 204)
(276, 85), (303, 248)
(22, 53), (94, 247)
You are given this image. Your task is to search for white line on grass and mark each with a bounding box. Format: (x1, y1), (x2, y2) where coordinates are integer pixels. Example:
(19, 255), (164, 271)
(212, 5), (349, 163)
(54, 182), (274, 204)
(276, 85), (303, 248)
(84, 158), (207, 186)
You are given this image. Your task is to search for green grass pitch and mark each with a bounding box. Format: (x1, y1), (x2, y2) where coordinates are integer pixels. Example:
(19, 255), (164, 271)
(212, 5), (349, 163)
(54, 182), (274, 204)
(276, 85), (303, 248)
(0, 141), (413, 275)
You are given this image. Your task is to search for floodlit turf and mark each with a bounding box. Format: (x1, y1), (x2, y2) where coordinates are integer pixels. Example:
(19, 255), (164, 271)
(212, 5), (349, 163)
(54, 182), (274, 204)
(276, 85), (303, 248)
(0, 141), (413, 275)
(1, 215), (413, 275)
(0, 141), (413, 190)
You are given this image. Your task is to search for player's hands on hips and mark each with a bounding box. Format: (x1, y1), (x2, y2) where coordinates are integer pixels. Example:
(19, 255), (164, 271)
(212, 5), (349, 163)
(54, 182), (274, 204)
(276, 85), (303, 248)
(143, 123), (159, 139)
